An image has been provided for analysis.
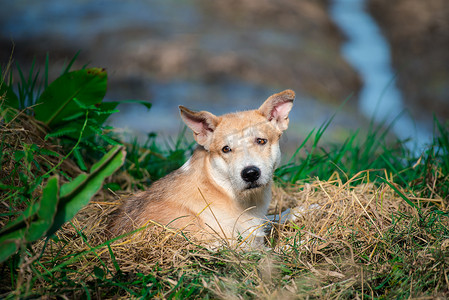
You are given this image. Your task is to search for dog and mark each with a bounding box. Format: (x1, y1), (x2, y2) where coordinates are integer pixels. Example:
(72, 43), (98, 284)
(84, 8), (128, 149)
(111, 89), (295, 248)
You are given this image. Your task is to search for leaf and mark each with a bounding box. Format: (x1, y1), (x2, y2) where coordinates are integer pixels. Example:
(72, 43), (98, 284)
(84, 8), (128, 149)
(34, 68), (107, 127)
(73, 147), (87, 171)
(26, 176), (60, 241)
(0, 80), (20, 123)
(0, 176), (59, 263)
(61, 50), (81, 75)
(0, 80), (19, 109)
(0, 243), (19, 264)
(0, 106), (18, 124)
(94, 266), (105, 279)
(108, 243), (121, 273)
(0, 201), (39, 237)
(0, 146), (125, 262)
(382, 177), (421, 213)
(61, 111), (85, 121)
(46, 101), (119, 141)
(99, 134), (121, 146)
(46, 145), (126, 236)
(37, 148), (61, 158)
(90, 101), (119, 126)
(45, 127), (78, 140)
(104, 182), (121, 191)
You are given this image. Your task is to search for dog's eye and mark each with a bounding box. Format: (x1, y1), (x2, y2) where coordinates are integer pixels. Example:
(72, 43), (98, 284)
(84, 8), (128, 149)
(222, 146), (232, 153)
(256, 138), (267, 145)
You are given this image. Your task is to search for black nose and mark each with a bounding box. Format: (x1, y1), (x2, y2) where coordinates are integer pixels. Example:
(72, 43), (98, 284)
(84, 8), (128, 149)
(241, 166), (261, 183)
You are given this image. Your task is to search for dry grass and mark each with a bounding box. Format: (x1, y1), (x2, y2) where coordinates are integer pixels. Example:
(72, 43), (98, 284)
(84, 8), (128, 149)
(22, 170), (448, 298)
(0, 108), (81, 181)
(0, 109), (82, 226)
(2, 103), (447, 298)
(3, 51), (448, 298)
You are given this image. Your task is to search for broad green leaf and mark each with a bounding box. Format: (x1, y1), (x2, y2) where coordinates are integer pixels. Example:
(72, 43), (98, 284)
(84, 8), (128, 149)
(0, 241), (20, 264)
(34, 68), (107, 127)
(47, 145), (126, 236)
(0, 147), (124, 262)
(89, 144), (125, 174)
(26, 176), (59, 241)
(0, 176), (59, 263)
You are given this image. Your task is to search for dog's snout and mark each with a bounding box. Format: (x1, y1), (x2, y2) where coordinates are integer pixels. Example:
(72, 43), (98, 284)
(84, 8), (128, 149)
(241, 166), (261, 183)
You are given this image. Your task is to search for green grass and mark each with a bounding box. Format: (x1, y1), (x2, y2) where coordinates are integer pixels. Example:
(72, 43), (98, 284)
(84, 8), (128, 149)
(123, 128), (195, 189)
(2, 113), (447, 299)
(277, 115), (449, 199)
(1, 59), (449, 299)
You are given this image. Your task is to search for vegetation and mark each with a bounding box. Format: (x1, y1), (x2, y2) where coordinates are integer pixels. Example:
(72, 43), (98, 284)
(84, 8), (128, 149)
(1, 58), (448, 299)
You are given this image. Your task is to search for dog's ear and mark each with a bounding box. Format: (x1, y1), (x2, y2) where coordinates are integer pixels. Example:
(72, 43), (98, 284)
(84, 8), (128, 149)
(179, 106), (219, 149)
(258, 89), (295, 131)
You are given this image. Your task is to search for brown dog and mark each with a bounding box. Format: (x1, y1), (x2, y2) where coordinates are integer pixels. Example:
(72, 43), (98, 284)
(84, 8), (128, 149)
(111, 90), (294, 247)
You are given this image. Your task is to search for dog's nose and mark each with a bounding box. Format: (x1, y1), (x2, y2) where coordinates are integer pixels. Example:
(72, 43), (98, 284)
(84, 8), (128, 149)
(241, 166), (261, 183)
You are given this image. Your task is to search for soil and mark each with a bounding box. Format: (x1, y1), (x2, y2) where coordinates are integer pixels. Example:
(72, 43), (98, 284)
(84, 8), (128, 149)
(369, 0), (449, 122)
(0, 0), (360, 105)
(0, 0), (371, 151)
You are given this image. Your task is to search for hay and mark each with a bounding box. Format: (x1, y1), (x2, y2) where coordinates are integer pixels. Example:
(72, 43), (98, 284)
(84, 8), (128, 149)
(27, 170), (447, 297)
(0, 109), (82, 226)
(2, 108), (446, 297)
(0, 108), (81, 181)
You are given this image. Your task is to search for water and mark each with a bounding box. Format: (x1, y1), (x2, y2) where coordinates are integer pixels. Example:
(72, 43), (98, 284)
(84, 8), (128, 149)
(107, 79), (356, 152)
(0, 0), (432, 153)
(330, 0), (432, 152)
(0, 0), (199, 42)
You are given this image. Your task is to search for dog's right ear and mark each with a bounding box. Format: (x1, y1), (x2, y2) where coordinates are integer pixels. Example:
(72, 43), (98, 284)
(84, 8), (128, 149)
(179, 106), (219, 149)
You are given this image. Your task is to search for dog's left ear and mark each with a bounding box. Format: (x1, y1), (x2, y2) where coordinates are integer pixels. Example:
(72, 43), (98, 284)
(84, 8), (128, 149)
(258, 89), (295, 131)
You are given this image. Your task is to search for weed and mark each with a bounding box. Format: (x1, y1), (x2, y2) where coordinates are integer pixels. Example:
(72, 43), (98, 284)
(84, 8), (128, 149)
(123, 129), (195, 189)
(1, 55), (449, 298)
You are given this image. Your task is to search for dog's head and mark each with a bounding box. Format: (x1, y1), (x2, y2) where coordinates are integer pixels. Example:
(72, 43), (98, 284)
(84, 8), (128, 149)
(179, 90), (294, 195)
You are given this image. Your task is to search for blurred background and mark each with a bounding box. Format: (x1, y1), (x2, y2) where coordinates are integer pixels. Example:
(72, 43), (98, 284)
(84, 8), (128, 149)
(0, 0), (448, 154)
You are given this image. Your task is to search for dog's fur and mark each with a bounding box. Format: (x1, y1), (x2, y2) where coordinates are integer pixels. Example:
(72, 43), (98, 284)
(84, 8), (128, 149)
(111, 89), (295, 247)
